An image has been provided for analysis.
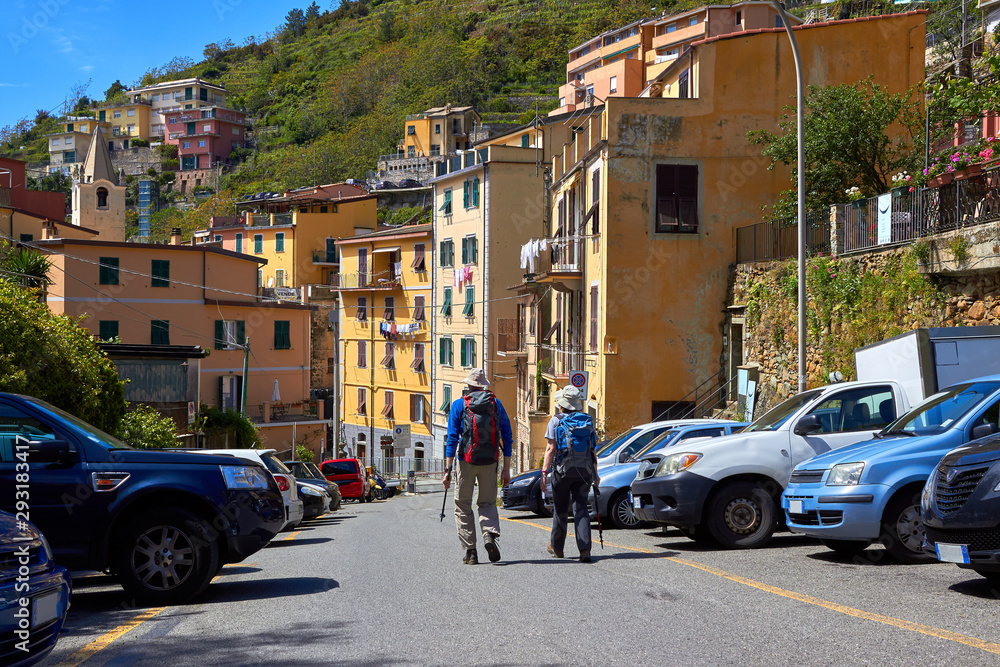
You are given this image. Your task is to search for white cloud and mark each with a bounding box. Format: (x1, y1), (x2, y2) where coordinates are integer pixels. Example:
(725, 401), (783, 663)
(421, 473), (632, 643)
(53, 34), (73, 53)
(80, 65), (94, 72)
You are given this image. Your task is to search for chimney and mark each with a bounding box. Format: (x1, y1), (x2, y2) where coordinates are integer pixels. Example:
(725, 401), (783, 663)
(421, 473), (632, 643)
(170, 227), (182, 246)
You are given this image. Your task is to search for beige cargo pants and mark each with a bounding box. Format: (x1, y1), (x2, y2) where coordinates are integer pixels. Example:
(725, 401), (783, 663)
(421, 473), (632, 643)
(454, 459), (500, 550)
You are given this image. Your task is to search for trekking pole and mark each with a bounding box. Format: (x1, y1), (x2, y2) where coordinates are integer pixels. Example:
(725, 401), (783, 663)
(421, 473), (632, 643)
(440, 468), (451, 522)
(593, 485), (604, 549)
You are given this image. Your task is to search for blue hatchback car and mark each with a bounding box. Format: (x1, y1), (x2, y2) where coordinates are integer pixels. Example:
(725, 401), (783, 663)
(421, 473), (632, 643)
(0, 511), (71, 666)
(782, 377), (1000, 563)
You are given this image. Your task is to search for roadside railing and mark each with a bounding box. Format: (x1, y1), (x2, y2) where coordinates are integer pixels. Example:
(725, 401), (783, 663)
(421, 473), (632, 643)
(376, 457), (447, 477)
(842, 187), (922, 253)
(735, 211), (830, 263)
(919, 168), (1000, 235)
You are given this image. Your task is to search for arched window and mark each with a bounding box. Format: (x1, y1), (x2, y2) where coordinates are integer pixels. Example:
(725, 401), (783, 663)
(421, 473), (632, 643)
(96, 187), (109, 209)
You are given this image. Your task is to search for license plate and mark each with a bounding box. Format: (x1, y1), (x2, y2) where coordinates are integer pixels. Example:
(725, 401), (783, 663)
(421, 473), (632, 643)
(935, 543), (971, 564)
(632, 495), (641, 509)
(788, 499), (804, 514)
(32, 590), (61, 628)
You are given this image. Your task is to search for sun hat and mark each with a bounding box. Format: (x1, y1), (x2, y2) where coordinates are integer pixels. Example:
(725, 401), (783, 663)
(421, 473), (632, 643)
(555, 385), (584, 412)
(462, 368), (490, 388)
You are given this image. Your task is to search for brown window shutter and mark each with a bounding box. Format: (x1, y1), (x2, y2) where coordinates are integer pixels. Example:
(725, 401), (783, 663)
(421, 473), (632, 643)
(357, 341), (366, 367)
(357, 297), (367, 321)
(413, 295), (425, 321)
(590, 285), (599, 351)
(384, 297), (394, 321)
(358, 388), (366, 415)
(410, 394), (416, 422)
(410, 244), (426, 270)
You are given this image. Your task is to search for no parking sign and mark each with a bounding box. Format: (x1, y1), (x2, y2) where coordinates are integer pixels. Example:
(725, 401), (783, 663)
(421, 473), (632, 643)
(569, 370), (589, 399)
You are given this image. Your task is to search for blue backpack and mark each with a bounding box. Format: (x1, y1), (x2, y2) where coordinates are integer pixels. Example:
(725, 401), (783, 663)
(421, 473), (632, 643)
(554, 412), (596, 481)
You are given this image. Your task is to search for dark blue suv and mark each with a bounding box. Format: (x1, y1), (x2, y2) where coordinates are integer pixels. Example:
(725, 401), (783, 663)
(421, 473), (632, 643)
(0, 393), (285, 605)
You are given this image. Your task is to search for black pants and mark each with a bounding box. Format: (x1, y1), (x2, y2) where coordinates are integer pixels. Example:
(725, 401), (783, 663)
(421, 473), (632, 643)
(550, 475), (592, 555)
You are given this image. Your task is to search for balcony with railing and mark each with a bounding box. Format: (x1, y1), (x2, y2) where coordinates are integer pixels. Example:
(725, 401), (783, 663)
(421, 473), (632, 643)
(496, 318), (526, 356)
(312, 249), (340, 265)
(334, 269), (401, 290)
(249, 212), (294, 227)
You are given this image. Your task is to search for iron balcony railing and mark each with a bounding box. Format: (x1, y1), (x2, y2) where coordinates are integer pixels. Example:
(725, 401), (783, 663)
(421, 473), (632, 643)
(842, 188), (922, 253)
(735, 211), (830, 264)
(919, 168), (1000, 235)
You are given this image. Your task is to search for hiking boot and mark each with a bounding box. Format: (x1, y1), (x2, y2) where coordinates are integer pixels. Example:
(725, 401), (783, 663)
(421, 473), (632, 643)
(463, 549), (478, 565)
(547, 543), (564, 558)
(483, 533), (501, 563)
(579, 550), (591, 563)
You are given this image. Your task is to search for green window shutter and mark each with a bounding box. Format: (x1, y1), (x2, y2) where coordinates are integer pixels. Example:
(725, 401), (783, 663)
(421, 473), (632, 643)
(99, 320), (118, 341)
(440, 241), (447, 266)
(275, 321), (290, 349)
(151, 320), (169, 345)
(471, 339), (477, 367)
(521, 134), (529, 148)
(440, 384), (452, 412)
(151, 260), (169, 287)
(463, 181), (469, 209)
(441, 287), (452, 316)
(460, 338), (467, 367)
(439, 337), (446, 365)
(215, 320), (224, 350)
(472, 177), (479, 207)
(463, 286), (474, 317)
(447, 241), (454, 266)
(471, 237), (478, 263)
(237, 320), (246, 346)
(99, 257), (119, 285)
(461, 238), (468, 264)
(254, 235), (263, 253)
(275, 234), (285, 252)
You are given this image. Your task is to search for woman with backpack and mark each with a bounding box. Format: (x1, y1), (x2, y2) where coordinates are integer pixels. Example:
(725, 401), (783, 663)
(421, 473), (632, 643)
(540, 385), (599, 563)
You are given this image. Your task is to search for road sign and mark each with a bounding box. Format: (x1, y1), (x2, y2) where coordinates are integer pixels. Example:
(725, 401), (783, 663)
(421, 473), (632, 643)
(393, 424), (411, 452)
(569, 370), (589, 398)
(187, 401), (196, 425)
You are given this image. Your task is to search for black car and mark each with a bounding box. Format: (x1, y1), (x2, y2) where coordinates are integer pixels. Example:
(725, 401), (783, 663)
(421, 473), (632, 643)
(397, 178), (421, 188)
(286, 461), (341, 510)
(922, 431), (1000, 584)
(374, 180), (397, 190)
(501, 469), (551, 517)
(0, 393), (286, 605)
(296, 480), (330, 520)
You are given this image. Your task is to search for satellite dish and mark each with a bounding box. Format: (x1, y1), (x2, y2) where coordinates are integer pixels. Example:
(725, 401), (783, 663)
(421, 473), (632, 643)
(267, 276), (274, 288)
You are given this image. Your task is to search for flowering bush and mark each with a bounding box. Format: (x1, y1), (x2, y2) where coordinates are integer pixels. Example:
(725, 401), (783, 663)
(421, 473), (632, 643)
(845, 186), (865, 202)
(891, 171), (912, 186)
(920, 137), (1000, 185)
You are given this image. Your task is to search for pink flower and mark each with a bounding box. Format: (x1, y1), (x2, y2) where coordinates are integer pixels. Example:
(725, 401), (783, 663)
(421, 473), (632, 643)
(980, 148), (994, 160)
(905, 175), (911, 181)
(947, 165), (955, 172)
(909, 186), (915, 192)
(951, 153), (961, 163)
(923, 167), (929, 175)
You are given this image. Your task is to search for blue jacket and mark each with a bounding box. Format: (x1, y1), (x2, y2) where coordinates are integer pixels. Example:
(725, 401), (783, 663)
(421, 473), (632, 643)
(445, 394), (513, 458)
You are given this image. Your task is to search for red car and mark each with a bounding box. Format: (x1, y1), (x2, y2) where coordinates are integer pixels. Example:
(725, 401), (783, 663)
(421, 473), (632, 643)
(320, 458), (372, 502)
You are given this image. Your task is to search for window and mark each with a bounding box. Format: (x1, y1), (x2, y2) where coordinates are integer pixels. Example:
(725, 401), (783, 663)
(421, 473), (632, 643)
(183, 141), (191, 149)
(806, 387), (896, 433)
(258, 269), (263, 287)
(775, 15), (784, 28)
(99, 320), (118, 341)
(357, 296), (368, 321)
(411, 243), (426, 271)
(440, 384), (453, 412)
(585, 85), (594, 99)
(440, 287), (452, 317)
(689, 16), (698, 26)
(384, 296), (395, 321)
(198, 140), (206, 148)
(51, 138), (59, 146)
(214, 234), (223, 243)
(275, 233), (285, 252)
(19, 234), (32, 243)
(521, 134), (529, 148)
(435, 123), (441, 134)
(460, 337), (477, 368)
(63, 151), (75, 163)
(462, 177), (480, 209)
(430, 144), (440, 154)
(357, 340), (367, 368)
(610, 76), (618, 93)
(254, 234), (263, 254)
(319, 206), (328, 213)
(113, 111), (121, 118)
(462, 236), (478, 264)
(99, 257), (119, 285)
(274, 321), (291, 349)
(412, 295), (425, 321)
(407, 146), (415, 158)
(439, 189), (453, 216)
(274, 269), (286, 287)
(151, 260), (169, 287)
(169, 118), (177, 125)
(357, 388), (367, 415)
(215, 320), (245, 350)
(358, 248), (368, 286)
(439, 239), (454, 267)
(736, 10), (742, 25)
(127, 124), (135, 133)
(407, 125), (415, 135)
(152, 94), (160, 101)
(411, 394), (425, 423)
(96, 187), (109, 209)
(411, 343), (425, 373)
(666, 23), (676, 33)
(590, 168), (601, 234)
(463, 286), (475, 318)
(127, 109), (135, 117)
(382, 391), (395, 419)
(65, 137), (73, 146)
(590, 285), (599, 351)
(439, 336), (453, 366)
(655, 164), (699, 234)
(233, 127), (240, 135)
(151, 320), (170, 345)
(203, 123), (211, 132)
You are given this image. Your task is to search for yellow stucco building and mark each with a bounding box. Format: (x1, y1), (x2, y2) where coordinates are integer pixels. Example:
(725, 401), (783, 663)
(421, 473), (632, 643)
(336, 224), (432, 465)
(399, 106), (481, 158)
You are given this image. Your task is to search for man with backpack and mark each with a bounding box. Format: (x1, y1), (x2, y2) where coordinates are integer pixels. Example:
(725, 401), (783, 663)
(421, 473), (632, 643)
(540, 385), (599, 563)
(442, 368), (513, 564)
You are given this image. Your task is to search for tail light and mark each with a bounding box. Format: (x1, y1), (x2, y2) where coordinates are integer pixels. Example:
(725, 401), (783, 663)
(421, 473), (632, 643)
(275, 475), (290, 492)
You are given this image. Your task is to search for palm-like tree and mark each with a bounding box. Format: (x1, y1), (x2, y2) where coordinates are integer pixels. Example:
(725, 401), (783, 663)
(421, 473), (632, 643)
(1, 246), (53, 291)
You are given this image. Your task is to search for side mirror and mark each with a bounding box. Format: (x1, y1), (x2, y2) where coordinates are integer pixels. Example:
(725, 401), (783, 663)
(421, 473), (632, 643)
(972, 423), (999, 440)
(619, 451), (628, 463)
(27, 439), (76, 464)
(793, 414), (823, 436)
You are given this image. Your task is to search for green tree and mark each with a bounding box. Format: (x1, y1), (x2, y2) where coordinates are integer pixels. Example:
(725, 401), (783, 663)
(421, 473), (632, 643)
(104, 79), (126, 101)
(748, 77), (924, 216)
(284, 8), (307, 38)
(116, 404), (179, 448)
(0, 244), (53, 290)
(0, 278), (125, 432)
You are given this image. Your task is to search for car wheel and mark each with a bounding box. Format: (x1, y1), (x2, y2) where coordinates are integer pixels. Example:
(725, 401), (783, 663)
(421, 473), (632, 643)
(608, 491), (642, 530)
(821, 539), (872, 556)
(374, 488), (386, 501)
(879, 491), (933, 564)
(112, 508), (219, 605)
(533, 484), (553, 518)
(705, 481), (777, 549)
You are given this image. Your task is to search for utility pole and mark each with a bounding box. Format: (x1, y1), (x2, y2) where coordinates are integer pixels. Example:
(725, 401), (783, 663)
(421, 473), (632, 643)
(240, 338), (250, 415)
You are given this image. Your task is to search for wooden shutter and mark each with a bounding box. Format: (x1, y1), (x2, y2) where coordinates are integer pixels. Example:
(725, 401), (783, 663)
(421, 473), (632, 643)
(358, 388), (366, 415)
(410, 394), (417, 422)
(274, 321), (290, 349)
(410, 343), (425, 371)
(413, 295), (425, 321)
(592, 168), (601, 234)
(215, 320), (224, 350)
(461, 237), (468, 264)
(237, 321), (246, 346)
(411, 244), (425, 270)
(463, 181), (469, 209)
(384, 296), (394, 321)
(359, 248), (368, 286)
(357, 297), (367, 321)
(440, 241), (447, 266)
(382, 342), (395, 368)
(463, 286), (474, 317)
(382, 391), (394, 418)
(460, 338), (467, 367)
(439, 337), (446, 365)
(441, 288), (452, 316)
(590, 286), (599, 351)
(472, 177), (480, 207)
(471, 237), (478, 263)
(358, 340), (367, 367)
(440, 384), (452, 412)
(471, 339), (477, 367)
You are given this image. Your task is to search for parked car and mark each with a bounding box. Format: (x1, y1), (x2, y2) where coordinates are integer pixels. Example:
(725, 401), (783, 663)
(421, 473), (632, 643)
(501, 469), (551, 517)
(296, 480), (331, 520)
(374, 180), (397, 190)
(286, 461), (341, 510)
(321, 458), (371, 502)
(344, 178), (366, 186)
(597, 419), (733, 468)
(0, 393), (285, 605)
(397, 178), (421, 188)
(192, 448), (304, 531)
(595, 421), (749, 529)
(922, 429), (1000, 584)
(0, 511), (71, 666)
(630, 380), (914, 548)
(782, 377), (1000, 562)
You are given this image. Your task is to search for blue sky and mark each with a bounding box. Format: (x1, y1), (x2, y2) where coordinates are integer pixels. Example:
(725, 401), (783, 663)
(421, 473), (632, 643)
(1, 0), (300, 129)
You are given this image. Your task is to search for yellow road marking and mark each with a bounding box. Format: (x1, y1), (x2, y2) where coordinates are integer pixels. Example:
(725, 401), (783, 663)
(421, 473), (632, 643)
(281, 530), (302, 541)
(53, 607), (166, 667)
(500, 516), (1000, 655)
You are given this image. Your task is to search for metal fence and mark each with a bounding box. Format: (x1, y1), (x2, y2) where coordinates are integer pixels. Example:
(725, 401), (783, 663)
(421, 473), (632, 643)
(735, 211), (830, 263)
(376, 457), (446, 477)
(842, 187), (922, 253)
(919, 168), (1000, 235)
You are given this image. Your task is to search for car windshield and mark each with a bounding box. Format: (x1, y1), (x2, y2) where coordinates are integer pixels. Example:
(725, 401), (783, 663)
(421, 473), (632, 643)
(260, 452), (292, 475)
(597, 428), (639, 457)
(886, 381), (1000, 436)
(744, 389), (823, 432)
(26, 396), (133, 449)
(305, 462), (324, 477)
(632, 430), (680, 460)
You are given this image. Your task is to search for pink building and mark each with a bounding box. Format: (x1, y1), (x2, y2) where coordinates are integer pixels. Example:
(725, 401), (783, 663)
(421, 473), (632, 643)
(0, 156), (69, 221)
(164, 106), (247, 171)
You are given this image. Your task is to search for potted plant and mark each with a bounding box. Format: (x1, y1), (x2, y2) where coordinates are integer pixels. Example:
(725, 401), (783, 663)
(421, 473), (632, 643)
(845, 186), (866, 208)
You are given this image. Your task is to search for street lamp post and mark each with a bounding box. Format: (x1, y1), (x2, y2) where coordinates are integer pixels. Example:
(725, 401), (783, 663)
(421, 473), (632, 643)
(772, 1), (807, 393)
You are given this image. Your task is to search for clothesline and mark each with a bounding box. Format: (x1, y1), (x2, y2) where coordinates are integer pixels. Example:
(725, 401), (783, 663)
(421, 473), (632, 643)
(379, 321), (423, 340)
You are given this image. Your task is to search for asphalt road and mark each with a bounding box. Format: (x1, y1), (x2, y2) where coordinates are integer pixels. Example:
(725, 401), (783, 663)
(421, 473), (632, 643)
(41, 484), (1000, 666)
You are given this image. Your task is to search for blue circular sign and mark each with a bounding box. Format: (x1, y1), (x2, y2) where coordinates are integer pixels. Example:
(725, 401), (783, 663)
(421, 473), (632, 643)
(570, 373), (586, 388)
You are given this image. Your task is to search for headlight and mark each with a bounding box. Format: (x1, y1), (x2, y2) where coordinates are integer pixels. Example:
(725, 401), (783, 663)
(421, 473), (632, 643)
(221, 465), (270, 490)
(922, 469), (938, 511)
(509, 477), (533, 487)
(826, 462), (865, 486)
(300, 485), (322, 497)
(654, 453), (702, 477)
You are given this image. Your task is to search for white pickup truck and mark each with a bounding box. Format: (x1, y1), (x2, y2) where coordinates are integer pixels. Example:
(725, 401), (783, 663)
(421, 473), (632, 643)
(630, 380), (915, 548)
